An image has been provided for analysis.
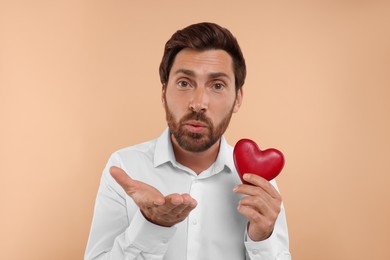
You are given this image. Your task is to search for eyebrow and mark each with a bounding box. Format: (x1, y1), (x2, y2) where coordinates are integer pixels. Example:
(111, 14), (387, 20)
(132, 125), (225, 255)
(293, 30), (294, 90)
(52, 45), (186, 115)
(174, 69), (196, 77)
(174, 69), (231, 80)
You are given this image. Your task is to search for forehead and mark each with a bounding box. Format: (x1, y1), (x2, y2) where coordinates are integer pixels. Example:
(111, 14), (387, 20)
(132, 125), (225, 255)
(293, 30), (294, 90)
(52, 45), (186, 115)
(170, 49), (234, 77)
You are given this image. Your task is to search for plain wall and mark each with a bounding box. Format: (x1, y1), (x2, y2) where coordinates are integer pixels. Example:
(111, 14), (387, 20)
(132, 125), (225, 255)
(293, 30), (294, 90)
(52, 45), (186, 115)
(1, 1), (389, 259)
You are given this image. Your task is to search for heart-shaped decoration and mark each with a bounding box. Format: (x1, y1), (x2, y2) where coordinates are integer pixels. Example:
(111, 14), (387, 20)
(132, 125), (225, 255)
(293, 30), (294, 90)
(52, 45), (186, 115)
(233, 139), (285, 183)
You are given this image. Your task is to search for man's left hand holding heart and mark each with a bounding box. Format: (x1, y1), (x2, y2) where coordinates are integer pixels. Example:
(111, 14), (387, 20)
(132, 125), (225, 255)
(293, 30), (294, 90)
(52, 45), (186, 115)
(233, 173), (282, 241)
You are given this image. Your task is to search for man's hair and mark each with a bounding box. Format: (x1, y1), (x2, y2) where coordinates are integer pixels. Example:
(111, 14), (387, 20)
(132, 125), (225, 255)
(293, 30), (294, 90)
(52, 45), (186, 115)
(159, 22), (246, 92)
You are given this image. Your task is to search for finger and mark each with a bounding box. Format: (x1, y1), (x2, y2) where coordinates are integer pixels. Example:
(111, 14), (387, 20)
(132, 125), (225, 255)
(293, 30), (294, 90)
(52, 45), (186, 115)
(237, 203), (277, 231)
(166, 194), (184, 206)
(110, 166), (135, 193)
(166, 193), (197, 207)
(172, 195), (198, 218)
(110, 166), (165, 206)
(182, 193), (198, 208)
(238, 195), (274, 216)
(242, 174), (281, 199)
(157, 194), (187, 214)
(164, 194), (197, 215)
(234, 183), (273, 204)
(237, 203), (265, 223)
(239, 205), (275, 241)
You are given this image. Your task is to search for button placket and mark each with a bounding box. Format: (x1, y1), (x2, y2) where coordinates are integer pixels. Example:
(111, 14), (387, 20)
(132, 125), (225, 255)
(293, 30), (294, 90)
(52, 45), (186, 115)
(187, 177), (202, 260)
(189, 177), (201, 227)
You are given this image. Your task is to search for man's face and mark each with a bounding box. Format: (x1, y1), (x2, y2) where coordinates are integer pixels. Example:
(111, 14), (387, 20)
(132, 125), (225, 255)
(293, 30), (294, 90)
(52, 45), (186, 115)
(162, 48), (243, 153)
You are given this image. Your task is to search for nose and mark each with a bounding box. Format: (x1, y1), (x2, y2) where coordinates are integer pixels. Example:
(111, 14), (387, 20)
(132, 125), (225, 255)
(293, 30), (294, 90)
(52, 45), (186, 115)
(189, 87), (209, 113)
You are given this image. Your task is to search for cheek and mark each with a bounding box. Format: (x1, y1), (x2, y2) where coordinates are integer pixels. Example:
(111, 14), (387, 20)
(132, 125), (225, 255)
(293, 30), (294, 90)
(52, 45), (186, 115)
(215, 98), (235, 114)
(208, 102), (229, 124)
(165, 96), (186, 118)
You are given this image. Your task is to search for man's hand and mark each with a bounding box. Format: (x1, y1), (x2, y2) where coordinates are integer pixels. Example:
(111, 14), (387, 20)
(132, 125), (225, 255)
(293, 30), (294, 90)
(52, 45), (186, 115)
(233, 173), (282, 241)
(110, 166), (197, 227)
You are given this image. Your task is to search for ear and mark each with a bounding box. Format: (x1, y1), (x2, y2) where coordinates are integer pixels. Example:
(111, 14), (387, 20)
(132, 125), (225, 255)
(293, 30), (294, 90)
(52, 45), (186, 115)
(161, 84), (166, 104)
(233, 88), (243, 113)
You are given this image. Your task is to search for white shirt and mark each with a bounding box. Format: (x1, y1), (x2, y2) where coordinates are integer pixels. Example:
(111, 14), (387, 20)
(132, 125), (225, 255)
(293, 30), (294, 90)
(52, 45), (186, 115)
(85, 128), (291, 260)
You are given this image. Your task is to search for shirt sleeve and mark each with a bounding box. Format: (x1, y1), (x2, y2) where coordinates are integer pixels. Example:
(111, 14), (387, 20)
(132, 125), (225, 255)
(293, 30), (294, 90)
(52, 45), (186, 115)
(244, 181), (292, 260)
(84, 154), (177, 260)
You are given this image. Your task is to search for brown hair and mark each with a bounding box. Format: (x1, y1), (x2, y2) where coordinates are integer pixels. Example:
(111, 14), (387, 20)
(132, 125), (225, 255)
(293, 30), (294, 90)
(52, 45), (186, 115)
(159, 22), (246, 92)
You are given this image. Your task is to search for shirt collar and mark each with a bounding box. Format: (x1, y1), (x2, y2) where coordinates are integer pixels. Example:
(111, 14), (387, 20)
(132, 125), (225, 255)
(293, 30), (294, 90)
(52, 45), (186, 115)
(214, 135), (235, 174)
(154, 128), (236, 174)
(154, 128), (176, 168)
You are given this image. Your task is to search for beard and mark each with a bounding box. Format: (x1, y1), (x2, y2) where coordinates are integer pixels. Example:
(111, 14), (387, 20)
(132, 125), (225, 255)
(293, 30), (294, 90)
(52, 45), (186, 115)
(164, 97), (236, 153)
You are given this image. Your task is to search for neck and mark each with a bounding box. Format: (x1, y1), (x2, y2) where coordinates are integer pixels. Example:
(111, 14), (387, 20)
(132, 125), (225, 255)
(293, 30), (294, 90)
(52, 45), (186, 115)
(171, 136), (221, 175)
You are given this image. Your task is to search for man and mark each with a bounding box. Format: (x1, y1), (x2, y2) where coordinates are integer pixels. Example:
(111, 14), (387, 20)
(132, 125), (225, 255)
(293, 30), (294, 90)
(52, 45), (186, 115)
(85, 22), (291, 259)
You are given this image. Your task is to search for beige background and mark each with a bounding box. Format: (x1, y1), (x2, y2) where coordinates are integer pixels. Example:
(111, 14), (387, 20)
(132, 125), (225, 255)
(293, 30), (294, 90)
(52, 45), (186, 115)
(1, 1), (389, 259)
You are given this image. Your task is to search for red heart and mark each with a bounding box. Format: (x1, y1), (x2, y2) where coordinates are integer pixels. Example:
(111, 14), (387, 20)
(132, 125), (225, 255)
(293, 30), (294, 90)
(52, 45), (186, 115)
(233, 139), (285, 183)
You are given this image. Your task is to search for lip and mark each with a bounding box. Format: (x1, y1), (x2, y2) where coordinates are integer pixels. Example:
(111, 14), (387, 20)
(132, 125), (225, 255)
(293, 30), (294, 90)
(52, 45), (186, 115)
(185, 120), (208, 128)
(183, 120), (208, 133)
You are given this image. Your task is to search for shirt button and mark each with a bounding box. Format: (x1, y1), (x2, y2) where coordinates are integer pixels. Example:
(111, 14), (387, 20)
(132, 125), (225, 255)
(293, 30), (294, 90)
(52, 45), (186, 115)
(252, 249), (259, 255)
(192, 219), (198, 225)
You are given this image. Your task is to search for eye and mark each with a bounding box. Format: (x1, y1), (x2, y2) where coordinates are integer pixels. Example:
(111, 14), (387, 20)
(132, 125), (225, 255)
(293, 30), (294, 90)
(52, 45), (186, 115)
(177, 80), (190, 88)
(212, 83), (225, 90)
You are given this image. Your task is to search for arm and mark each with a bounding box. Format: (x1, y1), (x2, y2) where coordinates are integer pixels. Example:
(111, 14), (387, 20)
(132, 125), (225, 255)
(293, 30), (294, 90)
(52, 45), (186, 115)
(234, 174), (291, 260)
(85, 156), (197, 260)
(244, 202), (291, 259)
(84, 156), (175, 260)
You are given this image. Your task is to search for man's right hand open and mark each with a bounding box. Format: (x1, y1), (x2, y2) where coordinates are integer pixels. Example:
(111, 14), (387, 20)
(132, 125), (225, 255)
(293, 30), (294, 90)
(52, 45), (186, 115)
(110, 166), (197, 227)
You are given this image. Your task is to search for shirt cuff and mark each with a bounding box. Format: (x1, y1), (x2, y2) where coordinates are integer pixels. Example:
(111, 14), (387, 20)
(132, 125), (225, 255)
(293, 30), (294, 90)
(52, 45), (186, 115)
(244, 231), (279, 258)
(125, 209), (177, 255)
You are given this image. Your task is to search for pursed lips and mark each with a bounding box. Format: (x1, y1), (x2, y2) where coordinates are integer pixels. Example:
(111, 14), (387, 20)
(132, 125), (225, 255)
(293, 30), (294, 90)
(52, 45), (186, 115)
(185, 120), (208, 128)
(183, 120), (209, 133)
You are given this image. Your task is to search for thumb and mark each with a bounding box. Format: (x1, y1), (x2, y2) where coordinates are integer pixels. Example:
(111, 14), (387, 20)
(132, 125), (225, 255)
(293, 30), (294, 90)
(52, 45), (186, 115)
(110, 166), (138, 195)
(109, 166), (165, 206)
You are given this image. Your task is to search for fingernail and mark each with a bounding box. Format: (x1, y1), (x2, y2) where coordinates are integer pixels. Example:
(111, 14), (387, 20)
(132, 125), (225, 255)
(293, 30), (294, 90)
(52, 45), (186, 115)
(171, 198), (181, 205)
(154, 199), (164, 206)
(233, 185), (239, 192)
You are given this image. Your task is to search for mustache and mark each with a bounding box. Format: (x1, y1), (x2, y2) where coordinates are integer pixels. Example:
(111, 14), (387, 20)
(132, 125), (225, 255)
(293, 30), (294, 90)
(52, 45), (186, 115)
(180, 111), (212, 126)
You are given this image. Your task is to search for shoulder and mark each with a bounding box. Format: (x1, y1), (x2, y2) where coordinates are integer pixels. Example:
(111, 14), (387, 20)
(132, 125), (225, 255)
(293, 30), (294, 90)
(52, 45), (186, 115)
(112, 138), (157, 161)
